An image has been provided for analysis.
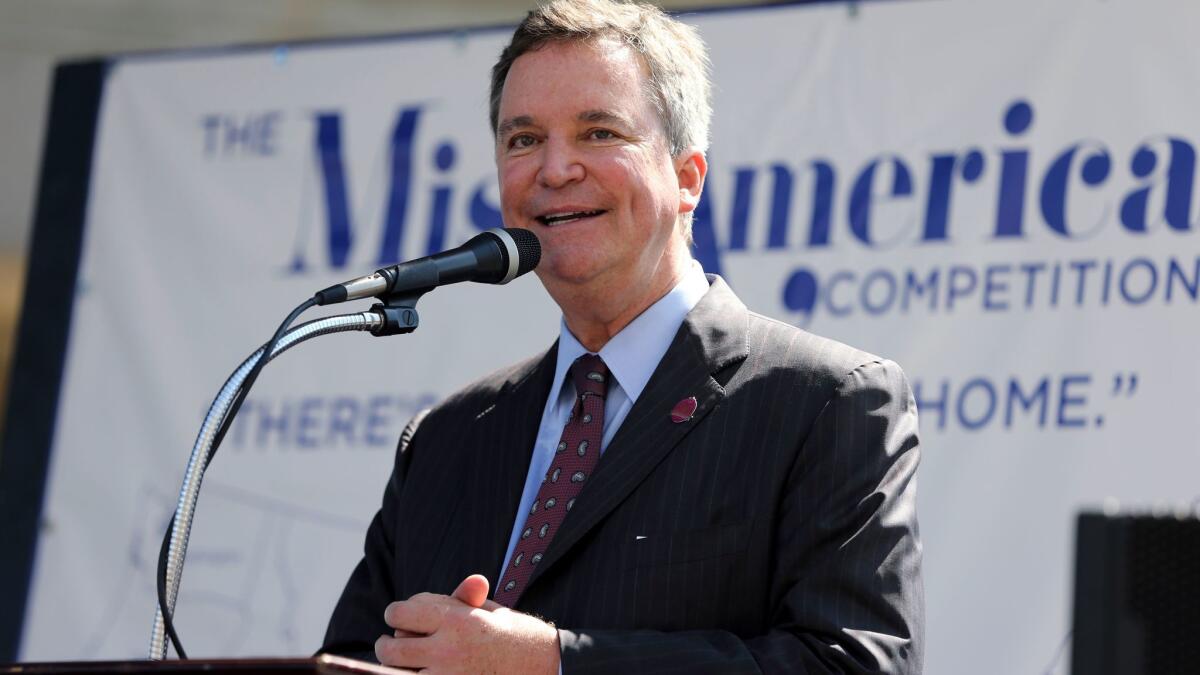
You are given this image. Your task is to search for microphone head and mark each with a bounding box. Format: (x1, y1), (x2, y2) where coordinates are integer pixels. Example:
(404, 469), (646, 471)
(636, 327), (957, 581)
(504, 228), (542, 278)
(484, 227), (541, 284)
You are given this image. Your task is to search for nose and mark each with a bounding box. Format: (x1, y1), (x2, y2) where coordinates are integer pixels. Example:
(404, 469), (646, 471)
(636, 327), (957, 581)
(537, 136), (585, 188)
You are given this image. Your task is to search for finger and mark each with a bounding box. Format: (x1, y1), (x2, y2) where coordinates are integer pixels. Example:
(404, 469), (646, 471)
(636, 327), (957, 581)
(374, 634), (432, 669)
(383, 599), (445, 634)
(451, 574), (491, 608)
(477, 598), (504, 611)
(393, 628), (424, 638)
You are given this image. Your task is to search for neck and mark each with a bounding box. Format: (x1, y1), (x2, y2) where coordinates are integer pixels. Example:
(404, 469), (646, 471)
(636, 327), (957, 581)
(552, 245), (691, 353)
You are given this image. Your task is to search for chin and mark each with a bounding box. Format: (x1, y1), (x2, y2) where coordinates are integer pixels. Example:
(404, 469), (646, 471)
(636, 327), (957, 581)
(535, 254), (607, 289)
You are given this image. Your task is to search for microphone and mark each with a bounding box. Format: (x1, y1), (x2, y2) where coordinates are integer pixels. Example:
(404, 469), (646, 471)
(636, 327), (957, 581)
(314, 227), (541, 306)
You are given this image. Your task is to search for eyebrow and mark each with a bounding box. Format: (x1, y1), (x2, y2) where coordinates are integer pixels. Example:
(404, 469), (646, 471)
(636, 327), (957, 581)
(496, 110), (635, 138)
(497, 115), (534, 138)
(578, 109), (634, 128)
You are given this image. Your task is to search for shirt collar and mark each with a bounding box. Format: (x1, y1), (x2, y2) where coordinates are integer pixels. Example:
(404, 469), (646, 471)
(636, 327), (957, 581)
(550, 262), (710, 404)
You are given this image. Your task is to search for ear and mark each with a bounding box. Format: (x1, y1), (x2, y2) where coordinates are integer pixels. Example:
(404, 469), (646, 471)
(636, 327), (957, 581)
(675, 149), (708, 215)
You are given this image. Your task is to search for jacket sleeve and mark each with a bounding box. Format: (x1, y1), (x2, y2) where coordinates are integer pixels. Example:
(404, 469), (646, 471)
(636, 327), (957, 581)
(557, 360), (924, 674)
(318, 409), (430, 661)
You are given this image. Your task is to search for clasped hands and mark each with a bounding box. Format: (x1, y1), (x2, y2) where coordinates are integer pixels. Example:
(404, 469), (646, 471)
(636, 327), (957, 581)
(374, 574), (561, 674)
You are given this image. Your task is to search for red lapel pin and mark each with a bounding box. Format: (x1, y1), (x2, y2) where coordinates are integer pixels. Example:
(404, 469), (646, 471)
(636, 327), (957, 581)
(670, 396), (698, 423)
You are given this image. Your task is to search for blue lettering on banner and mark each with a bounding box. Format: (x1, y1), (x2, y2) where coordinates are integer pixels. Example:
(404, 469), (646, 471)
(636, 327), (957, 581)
(1058, 374), (1091, 428)
(1006, 378), (1049, 428)
(954, 377), (996, 431)
(281, 98), (1197, 326)
(782, 255), (1200, 322)
(289, 108), (422, 272)
(995, 101), (1034, 238)
(849, 155), (915, 248)
(228, 392), (439, 451)
(912, 371), (1139, 433)
(924, 149), (985, 241)
(288, 105), (510, 275)
(1121, 137), (1197, 233)
(709, 100), (1191, 263)
(201, 112), (281, 158)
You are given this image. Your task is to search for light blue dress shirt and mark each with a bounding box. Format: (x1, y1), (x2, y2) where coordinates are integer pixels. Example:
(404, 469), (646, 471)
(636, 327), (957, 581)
(498, 264), (710, 579)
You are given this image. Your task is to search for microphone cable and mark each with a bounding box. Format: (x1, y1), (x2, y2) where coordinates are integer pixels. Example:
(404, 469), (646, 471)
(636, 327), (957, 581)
(154, 297), (316, 658)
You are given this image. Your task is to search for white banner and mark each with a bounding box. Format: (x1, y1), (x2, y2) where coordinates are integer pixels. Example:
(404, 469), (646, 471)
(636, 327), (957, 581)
(21, 1), (1200, 673)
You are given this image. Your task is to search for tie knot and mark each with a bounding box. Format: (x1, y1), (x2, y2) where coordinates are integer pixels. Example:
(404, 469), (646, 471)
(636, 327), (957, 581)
(570, 354), (609, 398)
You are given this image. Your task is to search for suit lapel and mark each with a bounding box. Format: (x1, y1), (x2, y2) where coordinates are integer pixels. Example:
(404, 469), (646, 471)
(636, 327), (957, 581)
(430, 343), (557, 592)
(526, 277), (749, 589)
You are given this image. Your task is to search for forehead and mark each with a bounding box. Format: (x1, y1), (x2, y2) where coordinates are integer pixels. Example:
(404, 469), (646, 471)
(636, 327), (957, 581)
(498, 38), (654, 122)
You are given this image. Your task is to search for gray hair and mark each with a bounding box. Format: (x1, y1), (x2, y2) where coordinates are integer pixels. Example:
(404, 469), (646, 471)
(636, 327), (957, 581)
(489, 0), (713, 158)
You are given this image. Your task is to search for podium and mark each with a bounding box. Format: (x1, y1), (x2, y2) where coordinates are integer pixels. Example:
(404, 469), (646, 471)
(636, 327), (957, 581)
(0, 655), (414, 675)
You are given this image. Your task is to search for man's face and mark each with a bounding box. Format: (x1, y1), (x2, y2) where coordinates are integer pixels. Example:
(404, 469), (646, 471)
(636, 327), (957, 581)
(495, 38), (696, 299)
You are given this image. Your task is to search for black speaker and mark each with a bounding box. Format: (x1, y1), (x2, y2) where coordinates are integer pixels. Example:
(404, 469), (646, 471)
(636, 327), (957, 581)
(1071, 510), (1200, 675)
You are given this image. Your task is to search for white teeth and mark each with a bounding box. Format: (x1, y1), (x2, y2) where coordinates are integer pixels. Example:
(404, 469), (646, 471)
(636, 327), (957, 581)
(540, 210), (603, 226)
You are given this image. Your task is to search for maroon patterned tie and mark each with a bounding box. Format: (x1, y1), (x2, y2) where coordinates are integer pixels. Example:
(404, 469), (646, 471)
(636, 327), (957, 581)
(495, 354), (609, 607)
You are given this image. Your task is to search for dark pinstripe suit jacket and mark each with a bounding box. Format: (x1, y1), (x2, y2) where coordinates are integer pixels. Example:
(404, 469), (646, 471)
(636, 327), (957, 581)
(322, 276), (924, 674)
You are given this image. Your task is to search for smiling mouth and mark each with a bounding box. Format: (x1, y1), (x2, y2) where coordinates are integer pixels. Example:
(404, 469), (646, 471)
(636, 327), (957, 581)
(536, 210), (607, 226)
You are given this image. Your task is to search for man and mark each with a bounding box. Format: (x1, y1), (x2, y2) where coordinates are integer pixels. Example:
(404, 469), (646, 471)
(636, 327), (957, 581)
(322, 1), (923, 673)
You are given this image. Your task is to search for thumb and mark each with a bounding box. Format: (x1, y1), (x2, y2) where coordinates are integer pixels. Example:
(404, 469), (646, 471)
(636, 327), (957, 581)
(451, 574), (491, 608)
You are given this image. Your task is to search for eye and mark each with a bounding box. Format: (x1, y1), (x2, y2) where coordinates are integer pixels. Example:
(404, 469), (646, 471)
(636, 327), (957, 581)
(587, 128), (617, 141)
(507, 133), (537, 150)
